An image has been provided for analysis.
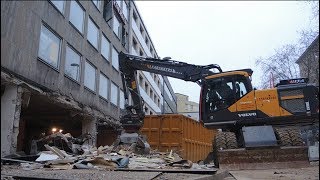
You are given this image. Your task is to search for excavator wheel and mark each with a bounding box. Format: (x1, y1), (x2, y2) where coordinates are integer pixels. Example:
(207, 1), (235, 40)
(275, 128), (304, 146)
(214, 131), (238, 150)
(213, 131), (238, 167)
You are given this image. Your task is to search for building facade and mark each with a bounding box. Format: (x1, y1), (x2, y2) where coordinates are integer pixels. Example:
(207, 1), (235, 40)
(296, 35), (319, 87)
(175, 93), (199, 121)
(129, 2), (175, 115)
(1, 0), (176, 157)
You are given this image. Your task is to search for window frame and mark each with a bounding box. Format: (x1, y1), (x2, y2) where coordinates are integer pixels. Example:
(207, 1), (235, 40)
(112, 14), (121, 39)
(49, 0), (65, 15)
(110, 81), (119, 106)
(120, 89), (125, 109)
(99, 72), (109, 100)
(84, 60), (97, 92)
(122, 1), (129, 21)
(91, 0), (101, 11)
(111, 46), (119, 71)
(37, 23), (62, 70)
(87, 16), (99, 50)
(101, 33), (110, 61)
(69, 0), (85, 35)
(64, 44), (82, 83)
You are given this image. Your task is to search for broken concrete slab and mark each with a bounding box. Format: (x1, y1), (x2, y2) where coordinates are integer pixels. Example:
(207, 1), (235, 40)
(35, 152), (59, 162)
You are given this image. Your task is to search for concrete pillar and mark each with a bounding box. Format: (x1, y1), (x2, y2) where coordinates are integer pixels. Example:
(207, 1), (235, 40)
(1, 84), (22, 157)
(82, 116), (97, 146)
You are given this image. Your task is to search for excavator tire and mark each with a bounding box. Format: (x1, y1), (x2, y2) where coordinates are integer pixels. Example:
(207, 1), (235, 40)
(288, 128), (304, 146)
(214, 131), (237, 150)
(213, 131), (238, 167)
(275, 128), (304, 146)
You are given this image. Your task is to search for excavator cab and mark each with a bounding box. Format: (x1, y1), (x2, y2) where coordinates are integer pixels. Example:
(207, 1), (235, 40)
(200, 69), (253, 129)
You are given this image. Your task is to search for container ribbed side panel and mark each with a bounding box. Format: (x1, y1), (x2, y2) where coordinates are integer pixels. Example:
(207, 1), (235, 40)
(141, 114), (217, 162)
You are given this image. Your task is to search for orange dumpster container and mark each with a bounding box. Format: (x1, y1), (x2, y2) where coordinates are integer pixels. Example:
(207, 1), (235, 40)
(140, 114), (217, 162)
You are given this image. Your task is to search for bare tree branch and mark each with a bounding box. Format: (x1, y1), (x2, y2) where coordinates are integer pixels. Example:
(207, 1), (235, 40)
(255, 1), (319, 89)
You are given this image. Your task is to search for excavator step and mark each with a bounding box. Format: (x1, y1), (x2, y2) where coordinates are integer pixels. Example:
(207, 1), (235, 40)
(217, 146), (309, 170)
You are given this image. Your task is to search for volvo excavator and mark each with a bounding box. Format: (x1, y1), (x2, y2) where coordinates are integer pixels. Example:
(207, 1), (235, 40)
(117, 52), (319, 169)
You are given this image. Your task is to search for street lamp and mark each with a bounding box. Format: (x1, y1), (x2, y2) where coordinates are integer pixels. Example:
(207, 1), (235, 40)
(71, 63), (80, 81)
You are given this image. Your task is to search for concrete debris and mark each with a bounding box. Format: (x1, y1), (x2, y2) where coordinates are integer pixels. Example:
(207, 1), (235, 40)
(35, 152), (59, 162)
(6, 132), (216, 172)
(20, 163), (43, 170)
(168, 160), (193, 168)
(164, 150), (175, 163)
(31, 132), (93, 155)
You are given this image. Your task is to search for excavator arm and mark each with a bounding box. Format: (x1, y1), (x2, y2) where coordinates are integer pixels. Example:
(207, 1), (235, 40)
(118, 52), (222, 132)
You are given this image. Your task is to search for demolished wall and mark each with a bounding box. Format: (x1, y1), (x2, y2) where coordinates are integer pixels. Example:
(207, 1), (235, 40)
(1, 70), (122, 157)
(1, 84), (22, 156)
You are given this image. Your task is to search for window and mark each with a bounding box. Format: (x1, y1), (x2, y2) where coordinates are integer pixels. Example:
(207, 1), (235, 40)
(111, 82), (118, 105)
(92, 0), (101, 10)
(38, 24), (61, 68)
(164, 84), (173, 101)
(121, 28), (127, 47)
(120, 90), (125, 109)
(65, 46), (81, 82)
(140, 25), (144, 35)
(69, 0), (85, 34)
(139, 75), (143, 88)
(122, 2), (129, 20)
(87, 17), (99, 49)
(150, 47), (153, 54)
(235, 77), (249, 99)
(145, 82), (149, 93)
(150, 89), (153, 99)
(99, 73), (108, 100)
(139, 49), (143, 56)
(154, 94), (157, 103)
(132, 37), (138, 51)
(115, 0), (122, 8)
(84, 61), (96, 91)
(133, 11), (138, 23)
(205, 77), (234, 112)
(101, 34), (110, 60)
(113, 15), (121, 38)
(112, 47), (119, 70)
(185, 104), (188, 111)
(145, 38), (149, 45)
(50, 0), (65, 14)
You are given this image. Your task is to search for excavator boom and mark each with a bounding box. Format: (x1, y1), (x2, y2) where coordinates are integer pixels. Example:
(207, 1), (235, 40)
(119, 52), (222, 131)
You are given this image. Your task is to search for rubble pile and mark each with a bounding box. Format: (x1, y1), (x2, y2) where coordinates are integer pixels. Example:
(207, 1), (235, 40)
(2, 132), (215, 172)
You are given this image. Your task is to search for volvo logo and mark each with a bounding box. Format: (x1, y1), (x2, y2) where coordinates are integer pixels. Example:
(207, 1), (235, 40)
(238, 112), (256, 117)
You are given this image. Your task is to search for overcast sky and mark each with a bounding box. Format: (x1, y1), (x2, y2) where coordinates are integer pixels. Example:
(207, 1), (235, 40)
(135, 1), (317, 103)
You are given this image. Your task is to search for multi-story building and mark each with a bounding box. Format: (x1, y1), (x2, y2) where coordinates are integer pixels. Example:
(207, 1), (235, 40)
(1, 0), (176, 157)
(175, 93), (199, 121)
(129, 2), (177, 115)
(296, 35), (319, 87)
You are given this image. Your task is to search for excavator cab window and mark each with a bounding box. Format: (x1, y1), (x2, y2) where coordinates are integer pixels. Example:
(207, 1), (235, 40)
(234, 76), (249, 100)
(205, 77), (235, 112)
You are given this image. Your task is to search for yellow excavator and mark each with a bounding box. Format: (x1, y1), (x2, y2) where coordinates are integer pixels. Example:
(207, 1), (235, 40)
(118, 52), (319, 169)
